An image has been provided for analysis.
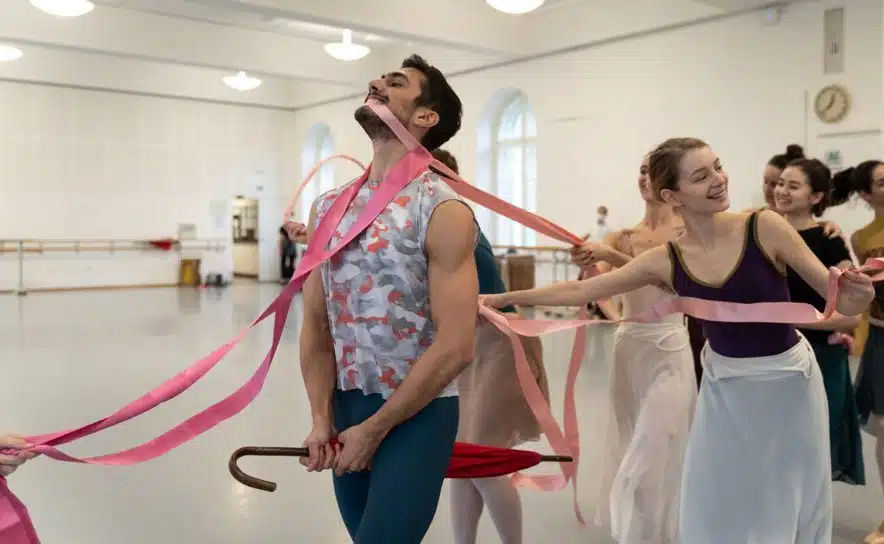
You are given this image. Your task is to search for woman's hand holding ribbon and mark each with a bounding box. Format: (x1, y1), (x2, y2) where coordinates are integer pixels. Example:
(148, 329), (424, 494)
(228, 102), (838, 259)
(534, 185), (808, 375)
(835, 267), (875, 317)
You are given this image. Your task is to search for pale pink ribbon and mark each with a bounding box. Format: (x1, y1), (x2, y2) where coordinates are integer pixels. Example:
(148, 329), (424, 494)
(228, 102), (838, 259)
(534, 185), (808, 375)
(1, 101), (881, 540)
(282, 154), (366, 222)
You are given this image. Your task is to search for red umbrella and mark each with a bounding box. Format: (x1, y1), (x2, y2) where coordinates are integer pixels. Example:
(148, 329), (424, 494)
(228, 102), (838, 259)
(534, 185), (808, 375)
(229, 442), (573, 492)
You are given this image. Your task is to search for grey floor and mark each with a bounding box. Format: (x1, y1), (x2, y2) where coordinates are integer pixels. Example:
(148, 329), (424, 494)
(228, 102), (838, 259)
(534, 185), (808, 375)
(1, 284), (882, 543)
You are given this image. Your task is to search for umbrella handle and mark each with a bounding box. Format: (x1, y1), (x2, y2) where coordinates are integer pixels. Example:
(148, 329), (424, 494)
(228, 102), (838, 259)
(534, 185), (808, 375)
(539, 455), (573, 463)
(228, 446), (309, 492)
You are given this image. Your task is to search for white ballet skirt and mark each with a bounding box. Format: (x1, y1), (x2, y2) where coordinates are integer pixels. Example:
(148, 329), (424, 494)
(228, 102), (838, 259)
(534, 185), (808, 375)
(680, 335), (833, 543)
(596, 314), (697, 543)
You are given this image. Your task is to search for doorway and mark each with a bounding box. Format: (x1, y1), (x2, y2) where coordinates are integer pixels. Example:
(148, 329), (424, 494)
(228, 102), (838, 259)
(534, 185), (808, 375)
(232, 196), (260, 281)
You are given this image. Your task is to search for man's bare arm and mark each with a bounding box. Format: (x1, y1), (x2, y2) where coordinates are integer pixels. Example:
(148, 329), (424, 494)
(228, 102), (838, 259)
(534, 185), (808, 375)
(364, 201), (479, 434)
(300, 202), (336, 424)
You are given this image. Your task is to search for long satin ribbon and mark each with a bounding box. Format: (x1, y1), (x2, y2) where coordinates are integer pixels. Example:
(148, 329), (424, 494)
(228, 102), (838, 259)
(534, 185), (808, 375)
(2, 100), (881, 541)
(0, 145), (427, 544)
(365, 103), (588, 521)
(283, 154), (366, 222)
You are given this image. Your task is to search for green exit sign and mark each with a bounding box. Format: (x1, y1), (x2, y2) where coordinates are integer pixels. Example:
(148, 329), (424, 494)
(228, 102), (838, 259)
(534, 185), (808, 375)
(825, 150), (842, 165)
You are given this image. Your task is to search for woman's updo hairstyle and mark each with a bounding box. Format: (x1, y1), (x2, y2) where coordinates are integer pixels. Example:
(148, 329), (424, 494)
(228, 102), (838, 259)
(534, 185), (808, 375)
(768, 144), (805, 170)
(648, 137), (709, 200)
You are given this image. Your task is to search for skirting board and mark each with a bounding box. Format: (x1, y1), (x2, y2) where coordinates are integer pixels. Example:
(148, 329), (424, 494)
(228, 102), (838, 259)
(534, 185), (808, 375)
(0, 282), (179, 294)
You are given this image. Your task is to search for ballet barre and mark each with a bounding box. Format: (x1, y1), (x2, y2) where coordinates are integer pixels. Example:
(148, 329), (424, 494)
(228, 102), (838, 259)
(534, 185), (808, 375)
(0, 238), (228, 295)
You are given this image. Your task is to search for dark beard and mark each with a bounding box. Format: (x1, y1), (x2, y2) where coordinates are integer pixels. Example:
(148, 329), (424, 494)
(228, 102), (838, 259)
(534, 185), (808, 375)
(354, 104), (396, 142)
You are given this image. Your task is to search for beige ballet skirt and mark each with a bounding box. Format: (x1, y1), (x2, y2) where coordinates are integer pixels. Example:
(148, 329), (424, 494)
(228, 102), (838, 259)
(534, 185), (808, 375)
(457, 314), (549, 448)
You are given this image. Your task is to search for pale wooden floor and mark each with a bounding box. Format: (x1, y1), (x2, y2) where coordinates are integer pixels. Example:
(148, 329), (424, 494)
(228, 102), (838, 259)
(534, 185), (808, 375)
(0, 285), (881, 543)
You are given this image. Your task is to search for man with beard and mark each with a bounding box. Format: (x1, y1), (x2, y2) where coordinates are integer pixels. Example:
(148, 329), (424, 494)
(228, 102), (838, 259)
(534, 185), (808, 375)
(297, 55), (479, 543)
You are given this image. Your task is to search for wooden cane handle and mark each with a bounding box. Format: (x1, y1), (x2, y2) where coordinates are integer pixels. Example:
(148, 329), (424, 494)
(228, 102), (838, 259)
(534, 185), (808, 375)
(228, 446), (309, 492)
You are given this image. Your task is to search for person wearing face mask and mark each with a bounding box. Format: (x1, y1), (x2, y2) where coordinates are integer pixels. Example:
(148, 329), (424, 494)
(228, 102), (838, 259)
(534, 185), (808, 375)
(570, 154), (697, 543)
(834, 160), (884, 544)
(774, 158), (865, 488)
(745, 144), (844, 240)
(484, 137), (876, 542)
(430, 148), (548, 544)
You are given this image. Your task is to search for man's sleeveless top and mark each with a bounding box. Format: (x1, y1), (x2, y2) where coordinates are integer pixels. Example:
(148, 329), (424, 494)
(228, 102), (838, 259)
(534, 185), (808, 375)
(312, 170), (472, 400)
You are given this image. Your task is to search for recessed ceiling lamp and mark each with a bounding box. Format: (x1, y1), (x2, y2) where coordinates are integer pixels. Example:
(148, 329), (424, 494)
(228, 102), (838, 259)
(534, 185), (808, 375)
(0, 45), (23, 62)
(223, 71), (262, 92)
(30, 0), (95, 17)
(324, 29), (370, 62)
(486, 0), (545, 15)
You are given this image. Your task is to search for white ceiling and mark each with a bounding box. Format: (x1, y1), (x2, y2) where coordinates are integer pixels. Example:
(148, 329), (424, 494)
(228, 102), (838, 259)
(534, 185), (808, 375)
(0, 0), (795, 109)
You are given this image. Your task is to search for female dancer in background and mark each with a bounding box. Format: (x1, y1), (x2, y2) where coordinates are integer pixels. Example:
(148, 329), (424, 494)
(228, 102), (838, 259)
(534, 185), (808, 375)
(483, 137), (874, 542)
(431, 149), (549, 544)
(746, 144), (844, 238)
(761, 144), (807, 209)
(834, 160), (884, 544)
(775, 158), (865, 485)
(571, 154), (695, 543)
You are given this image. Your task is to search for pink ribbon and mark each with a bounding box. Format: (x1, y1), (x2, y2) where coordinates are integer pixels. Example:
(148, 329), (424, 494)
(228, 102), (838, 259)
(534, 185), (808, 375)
(2, 99), (881, 540)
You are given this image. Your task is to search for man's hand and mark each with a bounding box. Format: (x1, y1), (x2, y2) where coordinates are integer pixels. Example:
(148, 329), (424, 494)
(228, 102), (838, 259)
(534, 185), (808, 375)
(819, 220), (843, 240)
(333, 421), (386, 476)
(299, 421), (338, 473)
(0, 435), (36, 477)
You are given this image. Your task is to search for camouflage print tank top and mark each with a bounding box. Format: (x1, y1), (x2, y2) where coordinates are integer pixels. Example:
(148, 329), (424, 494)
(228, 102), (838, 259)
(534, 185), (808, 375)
(313, 170), (473, 400)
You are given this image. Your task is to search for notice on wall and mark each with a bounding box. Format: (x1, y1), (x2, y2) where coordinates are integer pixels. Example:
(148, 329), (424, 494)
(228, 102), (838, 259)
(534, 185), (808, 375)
(825, 149), (842, 167)
(209, 199), (228, 230)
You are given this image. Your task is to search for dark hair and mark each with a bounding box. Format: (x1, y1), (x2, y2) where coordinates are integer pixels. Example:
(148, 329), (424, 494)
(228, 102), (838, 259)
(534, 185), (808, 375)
(832, 160), (884, 204)
(401, 54), (462, 151)
(768, 144), (805, 170)
(431, 148), (459, 174)
(784, 158), (833, 216)
(648, 137), (709, 198)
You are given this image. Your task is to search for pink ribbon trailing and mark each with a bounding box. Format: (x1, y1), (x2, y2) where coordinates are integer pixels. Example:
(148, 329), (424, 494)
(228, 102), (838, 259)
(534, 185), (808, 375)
(2, 100), (882, 541)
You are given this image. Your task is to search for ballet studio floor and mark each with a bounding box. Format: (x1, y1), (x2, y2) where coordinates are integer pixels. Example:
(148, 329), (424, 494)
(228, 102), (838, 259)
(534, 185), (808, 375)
(2, 284), (882, 543)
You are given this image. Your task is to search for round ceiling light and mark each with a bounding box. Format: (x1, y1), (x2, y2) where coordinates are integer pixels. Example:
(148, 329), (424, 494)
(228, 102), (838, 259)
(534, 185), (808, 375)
(486, 0), (545, 15)
(0, 45), (24, 62)
(30, 0), (96, 17)
(223, 71), (262, 92)
(324, 29), (370, 62)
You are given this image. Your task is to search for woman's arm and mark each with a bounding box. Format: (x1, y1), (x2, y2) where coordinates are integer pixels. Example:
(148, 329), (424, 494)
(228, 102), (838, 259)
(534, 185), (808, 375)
(486, 245), (668, 309)
(757, 210), (873, 317)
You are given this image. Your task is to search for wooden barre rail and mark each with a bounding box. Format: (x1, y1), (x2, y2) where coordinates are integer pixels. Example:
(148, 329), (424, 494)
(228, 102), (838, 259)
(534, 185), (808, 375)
(0, 239), (229, 295)
(0, 239), (227, 255)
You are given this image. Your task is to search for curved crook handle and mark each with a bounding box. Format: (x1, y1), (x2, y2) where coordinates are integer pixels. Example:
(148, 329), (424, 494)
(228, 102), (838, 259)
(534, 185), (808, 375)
(228, 446), (308, 492)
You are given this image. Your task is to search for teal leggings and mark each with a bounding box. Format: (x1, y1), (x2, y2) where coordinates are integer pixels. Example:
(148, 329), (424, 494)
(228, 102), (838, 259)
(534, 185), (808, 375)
(332, 389), (459, 543)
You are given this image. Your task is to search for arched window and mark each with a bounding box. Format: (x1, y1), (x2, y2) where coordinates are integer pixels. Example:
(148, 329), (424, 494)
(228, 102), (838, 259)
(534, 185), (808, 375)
(299, 123), (335, 222)
(476, 90), (537, 247)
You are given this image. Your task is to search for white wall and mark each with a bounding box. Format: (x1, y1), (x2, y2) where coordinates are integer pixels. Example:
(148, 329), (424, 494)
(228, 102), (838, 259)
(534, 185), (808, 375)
(290, 0), (882, 243)
(2, 1), (880, 292)
(0, 81), (290, 290)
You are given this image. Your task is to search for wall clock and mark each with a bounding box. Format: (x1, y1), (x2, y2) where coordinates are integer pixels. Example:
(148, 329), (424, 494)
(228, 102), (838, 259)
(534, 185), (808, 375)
(813, 84), (850, 124)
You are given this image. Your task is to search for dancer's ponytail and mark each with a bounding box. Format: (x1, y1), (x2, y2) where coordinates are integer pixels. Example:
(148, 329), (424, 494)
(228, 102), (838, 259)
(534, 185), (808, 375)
(831, 160), (884, 205)
(831, 167), (856, 205)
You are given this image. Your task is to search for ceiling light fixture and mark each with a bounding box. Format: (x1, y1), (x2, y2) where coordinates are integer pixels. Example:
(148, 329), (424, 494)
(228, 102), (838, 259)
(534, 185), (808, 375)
(324, 29), (370, 62)
(0, 45), (23, 62)
(223, 71), (262, 92)
(30, 0), (95, 17)
(486, 0), (545, 15)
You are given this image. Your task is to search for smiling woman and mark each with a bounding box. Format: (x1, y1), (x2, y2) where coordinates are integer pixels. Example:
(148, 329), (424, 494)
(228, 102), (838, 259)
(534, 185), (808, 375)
(483, 136), (876, 543)
(775, 157), (865, 488)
